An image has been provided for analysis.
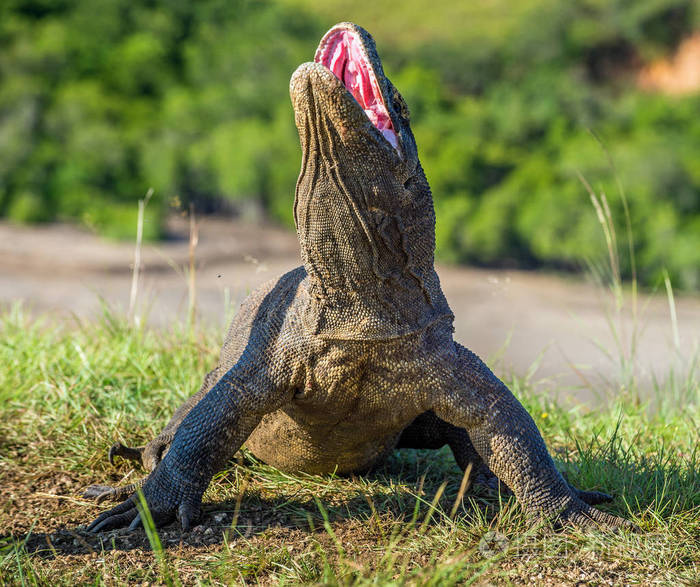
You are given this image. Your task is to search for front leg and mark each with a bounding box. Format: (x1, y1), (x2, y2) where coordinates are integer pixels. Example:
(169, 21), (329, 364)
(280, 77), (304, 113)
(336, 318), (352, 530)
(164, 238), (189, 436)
(433, 343), (634, 530)
(397, 411), (612, 505)
(83, 370), (220, 504)
(113, 370), (220, 470)
(87, 351), (293, 532)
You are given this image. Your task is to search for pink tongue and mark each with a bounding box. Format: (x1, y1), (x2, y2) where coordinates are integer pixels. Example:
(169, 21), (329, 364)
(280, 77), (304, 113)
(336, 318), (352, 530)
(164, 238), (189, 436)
(321, 31), (398, 149)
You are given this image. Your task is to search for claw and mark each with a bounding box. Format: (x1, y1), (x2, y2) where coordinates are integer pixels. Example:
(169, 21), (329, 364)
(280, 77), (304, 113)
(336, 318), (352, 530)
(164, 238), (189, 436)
(91, 508), (139, 533)
(177, 502), (198, 531)
(87, 498), (137, 533)
(587, 505), (639, 532)
(576, 489), (613, 505)
(128, 513), (143, 531)
(83, 480), (143, 503)
(549, 496), (638, 533)
(83, 485), (116, 502)
(108, 442), (144, 467)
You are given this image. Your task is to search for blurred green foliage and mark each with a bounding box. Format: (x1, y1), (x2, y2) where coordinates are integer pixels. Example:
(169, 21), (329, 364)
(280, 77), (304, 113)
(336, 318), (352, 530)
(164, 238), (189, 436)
(1, 0), (698, 288)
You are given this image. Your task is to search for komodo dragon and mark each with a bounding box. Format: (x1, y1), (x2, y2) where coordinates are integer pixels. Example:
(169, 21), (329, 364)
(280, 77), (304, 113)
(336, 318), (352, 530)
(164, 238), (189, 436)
(85, 22), (633, 532)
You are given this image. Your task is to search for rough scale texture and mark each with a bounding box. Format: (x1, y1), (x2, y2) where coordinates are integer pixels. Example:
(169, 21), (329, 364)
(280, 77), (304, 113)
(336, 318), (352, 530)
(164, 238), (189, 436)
(84, 23), (632, 533)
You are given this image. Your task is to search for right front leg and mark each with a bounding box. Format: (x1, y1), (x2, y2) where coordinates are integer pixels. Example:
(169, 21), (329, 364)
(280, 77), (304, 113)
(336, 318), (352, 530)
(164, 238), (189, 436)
(398, 411), (612, 505)
(86, 345), (295, 532)
(113, 369), (221, 471)
(83, 370), (220, 503)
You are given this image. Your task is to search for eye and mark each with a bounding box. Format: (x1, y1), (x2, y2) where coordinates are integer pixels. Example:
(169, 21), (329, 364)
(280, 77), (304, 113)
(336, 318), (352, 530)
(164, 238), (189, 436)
(392, 88), (410, 122)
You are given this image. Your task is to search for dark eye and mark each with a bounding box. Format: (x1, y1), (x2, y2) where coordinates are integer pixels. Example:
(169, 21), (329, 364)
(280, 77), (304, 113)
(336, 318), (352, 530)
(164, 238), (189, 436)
(393, 90), (410, 122)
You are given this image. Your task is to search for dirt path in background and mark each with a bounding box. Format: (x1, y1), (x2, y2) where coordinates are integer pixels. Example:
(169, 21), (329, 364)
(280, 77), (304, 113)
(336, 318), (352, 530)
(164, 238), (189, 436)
(2, 216), (698, 404)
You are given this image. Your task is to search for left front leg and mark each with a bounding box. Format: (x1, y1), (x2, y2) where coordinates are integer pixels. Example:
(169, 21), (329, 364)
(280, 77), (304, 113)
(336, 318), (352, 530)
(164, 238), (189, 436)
(432, 343), (634, 530)
(397, 410), (612, 505)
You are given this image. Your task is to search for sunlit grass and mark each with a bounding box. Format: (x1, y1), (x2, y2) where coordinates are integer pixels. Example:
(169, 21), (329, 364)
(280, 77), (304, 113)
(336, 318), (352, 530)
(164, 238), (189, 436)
(0, 302), (697, 584)
(1, 155), (698, 581)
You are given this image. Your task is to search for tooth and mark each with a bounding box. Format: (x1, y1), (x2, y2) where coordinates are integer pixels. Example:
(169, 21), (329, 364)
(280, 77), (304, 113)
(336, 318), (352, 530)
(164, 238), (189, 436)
(382, 129), (398, 149)
(364, 109), (379, 125)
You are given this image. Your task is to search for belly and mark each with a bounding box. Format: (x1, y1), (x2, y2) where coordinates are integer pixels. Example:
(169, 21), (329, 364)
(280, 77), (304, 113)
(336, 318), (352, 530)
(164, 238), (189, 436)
(245, 410), (403, 475)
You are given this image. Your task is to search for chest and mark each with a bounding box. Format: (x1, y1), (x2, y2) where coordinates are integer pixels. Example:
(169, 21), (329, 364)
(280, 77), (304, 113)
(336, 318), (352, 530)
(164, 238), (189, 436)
(291, 338), (437, 429)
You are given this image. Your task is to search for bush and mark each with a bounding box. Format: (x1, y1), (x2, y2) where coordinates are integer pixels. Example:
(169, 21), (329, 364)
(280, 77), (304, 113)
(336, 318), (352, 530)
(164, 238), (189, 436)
(0, 0), (698, 288)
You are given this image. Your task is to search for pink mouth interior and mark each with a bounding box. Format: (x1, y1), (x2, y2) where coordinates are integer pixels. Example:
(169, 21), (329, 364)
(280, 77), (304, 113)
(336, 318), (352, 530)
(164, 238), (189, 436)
(315, 29), (399, 150)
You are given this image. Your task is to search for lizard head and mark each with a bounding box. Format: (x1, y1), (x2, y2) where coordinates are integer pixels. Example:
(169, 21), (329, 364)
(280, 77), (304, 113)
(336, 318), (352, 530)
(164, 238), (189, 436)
(290, 22), (436, 302)
(308, 22), (418, 162)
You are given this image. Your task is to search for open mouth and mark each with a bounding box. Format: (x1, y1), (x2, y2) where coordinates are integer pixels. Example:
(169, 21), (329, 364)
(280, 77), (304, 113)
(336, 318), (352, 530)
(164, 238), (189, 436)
(315, 27), (399, 150)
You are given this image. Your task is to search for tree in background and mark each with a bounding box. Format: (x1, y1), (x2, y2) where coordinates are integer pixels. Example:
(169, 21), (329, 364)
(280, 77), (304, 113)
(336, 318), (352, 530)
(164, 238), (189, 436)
(0, 0), (698, 289)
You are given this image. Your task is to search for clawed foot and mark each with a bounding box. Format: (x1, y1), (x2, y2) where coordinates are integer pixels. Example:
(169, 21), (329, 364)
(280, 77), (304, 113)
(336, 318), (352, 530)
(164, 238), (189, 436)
(108, 433), (173, 471)
(81, 441), (145, 503)
(546, 495), (637, 532)
(474, 468), (615, 507)
(474, 469), (631, 531)
(83, 433), (172, 503)
(83, 436), (170, 504)
(108, 442), (144, 467)
(86, 462), (205, 533)
(83, 480), (143, 504)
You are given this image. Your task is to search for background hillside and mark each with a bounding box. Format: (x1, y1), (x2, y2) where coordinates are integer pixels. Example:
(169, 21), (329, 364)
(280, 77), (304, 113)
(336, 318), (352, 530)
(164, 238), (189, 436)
(1, 0), (699, 288)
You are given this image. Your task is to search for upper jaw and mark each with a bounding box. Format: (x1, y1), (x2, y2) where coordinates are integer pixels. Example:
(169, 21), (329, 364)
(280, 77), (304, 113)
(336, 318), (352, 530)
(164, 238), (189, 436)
(310, 22), (403, 156)
(313, 22), (365, 64)
(289, 61), (403, 164)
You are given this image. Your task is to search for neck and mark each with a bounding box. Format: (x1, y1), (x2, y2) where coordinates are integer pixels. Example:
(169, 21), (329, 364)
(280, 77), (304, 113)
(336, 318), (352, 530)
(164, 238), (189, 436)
(295, 163), (452, 340)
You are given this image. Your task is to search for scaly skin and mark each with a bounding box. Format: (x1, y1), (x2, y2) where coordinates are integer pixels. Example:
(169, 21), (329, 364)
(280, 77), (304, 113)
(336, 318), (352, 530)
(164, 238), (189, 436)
(84, 23), (633, 533)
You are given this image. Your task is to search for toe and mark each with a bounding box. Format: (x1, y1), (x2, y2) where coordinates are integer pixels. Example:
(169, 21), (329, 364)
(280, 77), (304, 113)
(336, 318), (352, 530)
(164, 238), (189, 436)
(91, 508), (139, 533)
(87, 498), (137, 532)
(576, 489), (613, 505)
(109, 442), (144, 466)
(560, 500), (638, 532)
(177, 502), (200, 531)
(588, 506), (638, 532)
(83, 485), (114, 501)
(128, 513), (143, 531)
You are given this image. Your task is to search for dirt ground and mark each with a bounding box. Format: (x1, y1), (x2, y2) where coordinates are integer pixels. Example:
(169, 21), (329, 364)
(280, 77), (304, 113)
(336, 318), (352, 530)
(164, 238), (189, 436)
(2, 215), (698, 405)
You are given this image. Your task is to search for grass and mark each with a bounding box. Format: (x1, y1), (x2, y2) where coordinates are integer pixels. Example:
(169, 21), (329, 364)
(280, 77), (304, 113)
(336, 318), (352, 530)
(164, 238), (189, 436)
(1, 158), (698, 583)
(0, 301), (697, 584)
